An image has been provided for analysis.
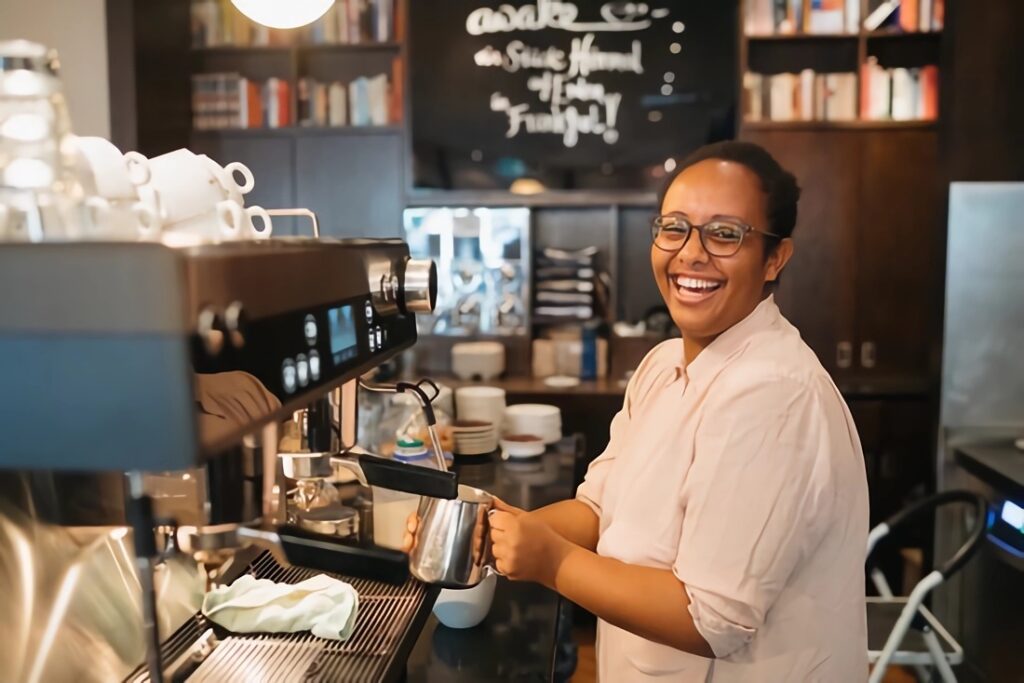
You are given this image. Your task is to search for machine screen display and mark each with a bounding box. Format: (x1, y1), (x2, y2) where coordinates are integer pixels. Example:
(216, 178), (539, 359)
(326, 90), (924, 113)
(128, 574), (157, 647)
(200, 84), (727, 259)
(327, 305), (358, 365)
(1001, 500), (1024, 533)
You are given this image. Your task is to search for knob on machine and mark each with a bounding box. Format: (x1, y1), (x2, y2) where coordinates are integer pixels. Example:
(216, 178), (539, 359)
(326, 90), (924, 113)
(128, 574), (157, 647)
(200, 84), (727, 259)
(369, 257), (437, 317)
(400, 258), (437, 315)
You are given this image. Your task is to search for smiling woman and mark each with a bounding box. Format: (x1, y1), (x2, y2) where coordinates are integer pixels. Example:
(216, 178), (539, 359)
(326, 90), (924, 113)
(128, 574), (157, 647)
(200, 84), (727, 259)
(652, 141), (799, 361)
(482, 140), (870, 681)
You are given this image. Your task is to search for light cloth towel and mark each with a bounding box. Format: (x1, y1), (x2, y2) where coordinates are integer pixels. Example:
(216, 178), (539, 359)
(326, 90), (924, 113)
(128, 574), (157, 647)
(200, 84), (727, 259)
(202, 574), (359, 641)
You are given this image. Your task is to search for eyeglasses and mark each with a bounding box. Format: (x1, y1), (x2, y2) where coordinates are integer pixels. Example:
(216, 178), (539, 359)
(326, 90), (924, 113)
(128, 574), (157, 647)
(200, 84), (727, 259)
(650, 215), (781, 257)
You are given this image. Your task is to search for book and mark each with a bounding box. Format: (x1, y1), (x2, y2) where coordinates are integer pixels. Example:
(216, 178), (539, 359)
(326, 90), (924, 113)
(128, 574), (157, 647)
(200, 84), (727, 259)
(799, 69), (815, 120)
(866, 58), (892, 120)
(845, 0), (859, 33)
(329, 82), (348, 126)
(864, 0), (900, 30)
(920, 0), (933, 32)
(899, 0), (918, 32)
(368, 73), (389, 125)
(746, 0), (775, 35)
(769, 73), (797, 121)
(743, 72), (764, 121)
(932, 0), (944, 29)
(891, 67), (915, 120)
(808, 0), (845, 34)
(919, 65), (939, 119)
(389, 55), (404, 124)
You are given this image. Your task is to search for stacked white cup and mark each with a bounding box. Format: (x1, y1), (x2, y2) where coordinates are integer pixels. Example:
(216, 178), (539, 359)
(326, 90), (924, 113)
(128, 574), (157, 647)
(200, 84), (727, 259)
(74, 136), (160, 239)
(133, 148), (272, 245)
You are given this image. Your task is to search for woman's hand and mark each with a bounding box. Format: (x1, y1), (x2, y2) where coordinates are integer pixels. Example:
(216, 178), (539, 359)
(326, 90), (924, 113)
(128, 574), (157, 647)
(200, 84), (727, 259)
(489, 498), (571, 588)
(401, 511), (419, 554)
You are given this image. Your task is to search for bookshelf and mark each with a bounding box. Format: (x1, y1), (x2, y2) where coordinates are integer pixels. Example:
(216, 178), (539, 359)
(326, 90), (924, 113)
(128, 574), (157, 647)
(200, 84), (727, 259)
(739, 0), (944, 127)
(189, 0), (405, 133)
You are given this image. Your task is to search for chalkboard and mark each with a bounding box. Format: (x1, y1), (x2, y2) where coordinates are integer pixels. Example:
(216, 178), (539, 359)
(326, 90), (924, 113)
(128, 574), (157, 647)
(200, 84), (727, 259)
(411, 1), (738, 191)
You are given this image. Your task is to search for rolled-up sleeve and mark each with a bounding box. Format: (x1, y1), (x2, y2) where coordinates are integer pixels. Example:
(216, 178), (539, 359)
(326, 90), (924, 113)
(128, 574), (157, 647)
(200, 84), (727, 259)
(673, 377), (836, 658)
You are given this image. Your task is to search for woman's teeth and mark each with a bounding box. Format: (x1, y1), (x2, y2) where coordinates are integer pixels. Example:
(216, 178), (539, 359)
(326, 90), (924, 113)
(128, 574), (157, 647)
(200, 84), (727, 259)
(675, 276), (723, 293)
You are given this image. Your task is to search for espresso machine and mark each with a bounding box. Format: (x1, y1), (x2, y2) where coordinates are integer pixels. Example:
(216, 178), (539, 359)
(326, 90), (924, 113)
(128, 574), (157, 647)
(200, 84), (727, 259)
(0, 235), (465, 682)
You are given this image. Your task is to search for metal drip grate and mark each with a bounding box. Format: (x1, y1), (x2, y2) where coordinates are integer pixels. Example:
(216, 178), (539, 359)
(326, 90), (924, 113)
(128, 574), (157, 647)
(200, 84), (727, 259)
(128, 551), (433, 683)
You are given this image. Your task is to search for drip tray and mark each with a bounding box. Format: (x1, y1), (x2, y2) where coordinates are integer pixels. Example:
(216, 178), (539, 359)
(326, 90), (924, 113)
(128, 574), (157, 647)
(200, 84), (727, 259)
(128, 551), (437, 683)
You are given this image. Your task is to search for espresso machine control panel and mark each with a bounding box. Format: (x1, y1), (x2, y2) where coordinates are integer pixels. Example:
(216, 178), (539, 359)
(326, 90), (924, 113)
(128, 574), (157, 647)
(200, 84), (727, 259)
(192, 294), (416, 400)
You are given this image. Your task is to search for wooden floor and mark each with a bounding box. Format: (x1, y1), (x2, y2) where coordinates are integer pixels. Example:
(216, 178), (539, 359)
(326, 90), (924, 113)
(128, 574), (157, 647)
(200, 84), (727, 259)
(569, 628), (917, 683)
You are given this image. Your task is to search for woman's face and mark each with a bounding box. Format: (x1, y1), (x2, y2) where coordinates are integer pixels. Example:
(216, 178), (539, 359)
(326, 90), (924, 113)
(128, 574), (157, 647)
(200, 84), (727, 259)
(652, 159), (793, 342)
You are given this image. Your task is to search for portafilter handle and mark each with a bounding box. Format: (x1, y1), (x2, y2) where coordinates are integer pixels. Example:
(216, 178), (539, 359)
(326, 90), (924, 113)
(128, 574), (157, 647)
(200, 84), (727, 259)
(332, 448), (458, 500)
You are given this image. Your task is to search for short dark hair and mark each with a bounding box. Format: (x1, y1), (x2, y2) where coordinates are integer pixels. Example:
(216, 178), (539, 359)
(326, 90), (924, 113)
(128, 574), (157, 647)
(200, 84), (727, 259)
(658, 141), (801, 240)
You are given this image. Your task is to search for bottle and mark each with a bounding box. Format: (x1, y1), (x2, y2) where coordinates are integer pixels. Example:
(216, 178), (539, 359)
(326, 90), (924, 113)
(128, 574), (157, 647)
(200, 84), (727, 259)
(371, 438), (439, 550)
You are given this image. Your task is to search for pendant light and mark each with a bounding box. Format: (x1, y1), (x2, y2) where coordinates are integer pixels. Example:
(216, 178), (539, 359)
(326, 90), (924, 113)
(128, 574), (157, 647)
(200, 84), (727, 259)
(231, 0), (335, 29)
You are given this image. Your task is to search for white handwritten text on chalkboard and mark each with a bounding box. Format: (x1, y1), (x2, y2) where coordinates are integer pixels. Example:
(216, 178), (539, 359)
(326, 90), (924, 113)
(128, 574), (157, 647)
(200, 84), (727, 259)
(468, 2), (674, 149)
(466, 1), (670, 35)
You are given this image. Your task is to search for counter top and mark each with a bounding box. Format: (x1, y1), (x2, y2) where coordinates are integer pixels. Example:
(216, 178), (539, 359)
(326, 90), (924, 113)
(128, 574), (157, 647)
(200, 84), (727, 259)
(404, 439), (580, 682)
(955, 442), (1024, 499)
(440, 375), (628, 397)
(436, 374), (931, 400)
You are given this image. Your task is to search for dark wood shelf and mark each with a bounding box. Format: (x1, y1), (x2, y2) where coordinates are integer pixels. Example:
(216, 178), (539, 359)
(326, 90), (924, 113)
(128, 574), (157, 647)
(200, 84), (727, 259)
(746, 33), (858, 41)
(190, 125), (404, 138)
(741, 120), (938, 131)
(191, 42), (401, 54)
(865, 30), (943, 39)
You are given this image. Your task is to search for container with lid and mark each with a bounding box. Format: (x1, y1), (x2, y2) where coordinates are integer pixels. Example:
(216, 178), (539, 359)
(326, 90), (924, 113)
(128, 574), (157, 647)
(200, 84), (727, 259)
(0, 40), (89, 240)
(372, 438), (442, 550)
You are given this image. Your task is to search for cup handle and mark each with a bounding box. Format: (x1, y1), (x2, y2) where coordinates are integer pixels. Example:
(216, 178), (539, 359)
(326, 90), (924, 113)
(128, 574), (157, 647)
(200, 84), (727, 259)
(132, 201), (161, 238)
(216, 200), (243, 238)
(223, 162), (255, 194)
(85, 196), (110, 228)
(123, 151), (151, 186)
(245, 205), (273, 238)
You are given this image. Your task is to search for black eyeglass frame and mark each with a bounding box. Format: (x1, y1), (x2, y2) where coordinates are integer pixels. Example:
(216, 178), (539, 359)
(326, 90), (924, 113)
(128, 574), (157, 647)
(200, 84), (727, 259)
(650, 214), (782, 257)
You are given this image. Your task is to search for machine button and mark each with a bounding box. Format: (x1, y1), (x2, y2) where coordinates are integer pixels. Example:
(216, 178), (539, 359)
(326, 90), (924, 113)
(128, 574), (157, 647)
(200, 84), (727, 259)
(282, 359), (297, 394)
(364, 300), (374, 322)
(304, 314), (318, 346)
(296, 354), (310, 387)
(309, 351), (321, 381)
(375, 326), (383, 348)
(197, 307), (226, 356)
(368, 331), (377, 352)
(224, 301), (247, 349)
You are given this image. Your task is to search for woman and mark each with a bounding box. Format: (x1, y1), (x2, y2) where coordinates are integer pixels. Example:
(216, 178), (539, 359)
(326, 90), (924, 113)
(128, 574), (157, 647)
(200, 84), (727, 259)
(482, 141), (869, 681)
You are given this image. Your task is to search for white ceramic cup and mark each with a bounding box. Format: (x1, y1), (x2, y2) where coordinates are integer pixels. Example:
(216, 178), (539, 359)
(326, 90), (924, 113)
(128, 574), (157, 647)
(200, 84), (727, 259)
(0, 204), (8, 238)
(200, 155), (255, 205)
(85, 196), (161, 239)
(217, 199), (272, 239)
(432, 572), (497, 629)
(74, 137), (150, 199)
(455, 386), (507, 429)
(136, 149), (232, 225)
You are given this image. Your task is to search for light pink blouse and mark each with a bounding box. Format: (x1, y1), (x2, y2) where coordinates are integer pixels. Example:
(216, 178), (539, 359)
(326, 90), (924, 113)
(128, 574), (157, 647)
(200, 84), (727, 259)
(577, 296), (869, 682)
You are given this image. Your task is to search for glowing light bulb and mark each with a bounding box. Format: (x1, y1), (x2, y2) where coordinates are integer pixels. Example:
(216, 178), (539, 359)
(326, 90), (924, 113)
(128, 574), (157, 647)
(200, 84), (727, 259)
(231, 0), (335, 29)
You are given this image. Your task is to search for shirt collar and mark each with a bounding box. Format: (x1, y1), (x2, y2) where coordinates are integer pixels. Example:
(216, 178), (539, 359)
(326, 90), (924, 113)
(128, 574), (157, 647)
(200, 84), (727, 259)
(682, 295), (781, 384)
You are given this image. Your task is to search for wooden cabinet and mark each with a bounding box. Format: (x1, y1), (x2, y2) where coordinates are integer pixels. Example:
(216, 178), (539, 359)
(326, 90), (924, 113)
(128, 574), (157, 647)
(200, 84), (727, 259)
(295, 132), (405, 238)
(740, 129), (860, 377)
(740, 128), (941, 385)
(857, 130), (942, 380)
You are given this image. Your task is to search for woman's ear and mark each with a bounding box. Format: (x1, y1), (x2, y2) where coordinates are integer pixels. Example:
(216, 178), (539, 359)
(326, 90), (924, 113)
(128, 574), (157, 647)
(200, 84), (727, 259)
(764, 238), (794, 283)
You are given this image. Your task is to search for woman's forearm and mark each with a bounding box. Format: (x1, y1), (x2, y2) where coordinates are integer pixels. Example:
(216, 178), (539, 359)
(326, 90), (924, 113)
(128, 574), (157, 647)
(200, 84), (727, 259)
(526, 499), (600, 550)
(550, 543), (714, 657)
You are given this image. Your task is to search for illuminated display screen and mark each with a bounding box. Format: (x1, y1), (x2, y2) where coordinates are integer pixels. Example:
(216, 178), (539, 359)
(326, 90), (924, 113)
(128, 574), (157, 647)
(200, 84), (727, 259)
(327, 305), (358, 365)
(1001, 500), (1024, 533)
